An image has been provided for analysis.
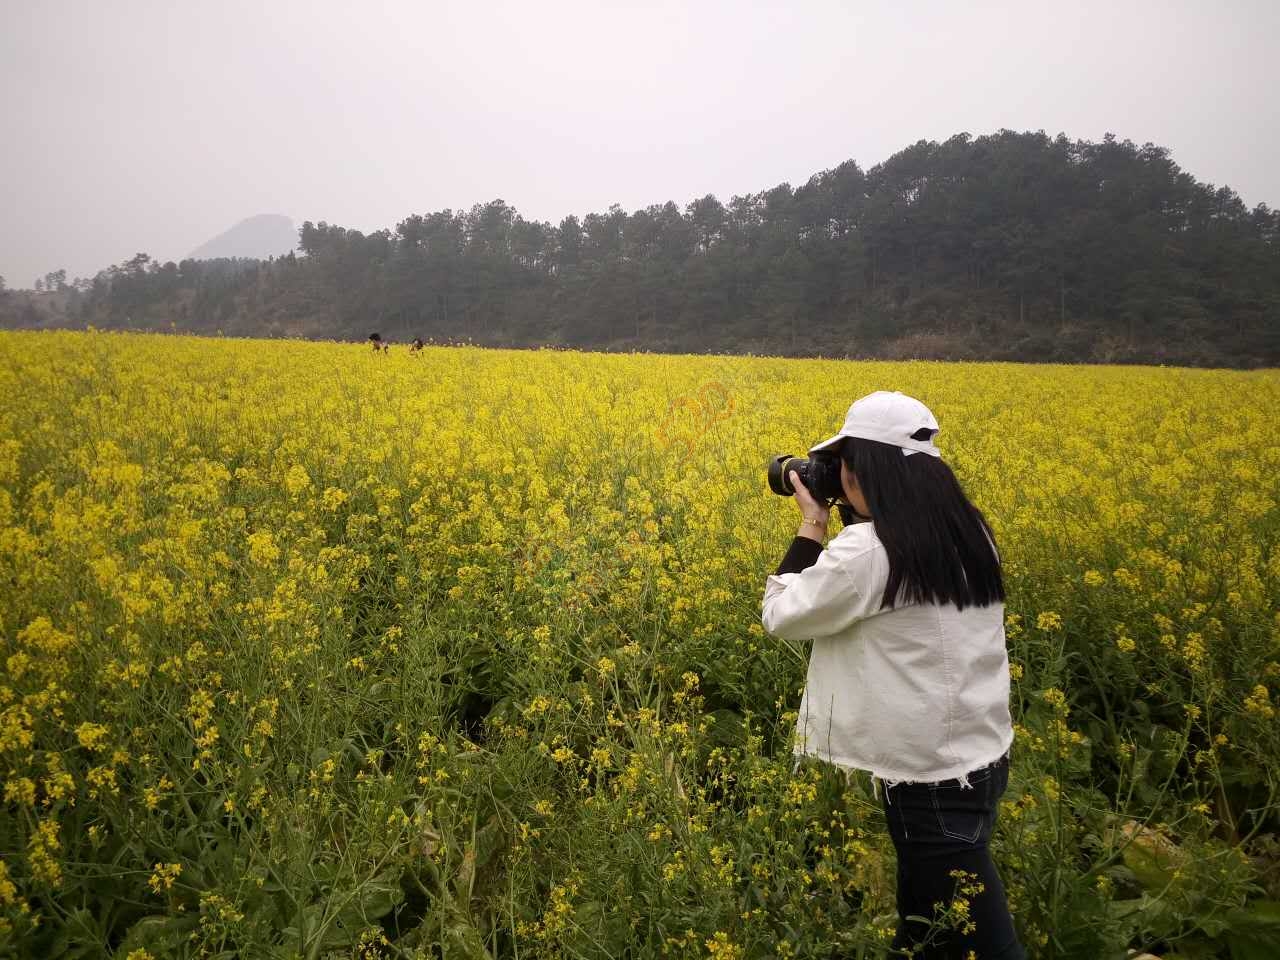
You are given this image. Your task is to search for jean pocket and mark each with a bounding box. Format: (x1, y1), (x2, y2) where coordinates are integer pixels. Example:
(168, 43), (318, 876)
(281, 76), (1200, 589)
(930, 777), (992, 843)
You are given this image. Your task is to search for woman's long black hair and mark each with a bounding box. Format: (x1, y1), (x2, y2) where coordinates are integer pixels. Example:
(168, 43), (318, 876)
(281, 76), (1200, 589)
(836, 433), (1004, 613)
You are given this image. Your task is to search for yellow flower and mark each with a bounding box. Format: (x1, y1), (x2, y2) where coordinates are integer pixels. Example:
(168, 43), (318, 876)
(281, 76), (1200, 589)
(1243, 685), (1274, 719)
(148, 862), (182, 894)
(6, 651), (31, 681)
(551, 746), (576, 764)
(86, 765), (119, 798)
(1181, 633), (1208, 671)
(1041, 687), (1068, 711)
(1112, 567), (1141, 590)
(28, 819), (62, 886)
(522, 695), (553, 718)
(0, 859), (21, 906)
(17, 617), (75, 657)
(705, 930), (743, 960)
(76, 722), (110, 751)
(3, 778), (36, 806)
(283, 464), (311, 496)
(246, 530), (280, 566)
(1035, 611), (1063, 632)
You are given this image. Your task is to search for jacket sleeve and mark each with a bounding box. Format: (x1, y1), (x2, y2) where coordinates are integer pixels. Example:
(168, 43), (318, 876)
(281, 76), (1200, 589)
(761, 545), (866, 641)
(775, 535), (824, 575)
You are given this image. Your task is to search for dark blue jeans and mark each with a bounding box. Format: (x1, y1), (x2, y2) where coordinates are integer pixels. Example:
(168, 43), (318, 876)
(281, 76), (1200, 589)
(878, 750), (1026, 959)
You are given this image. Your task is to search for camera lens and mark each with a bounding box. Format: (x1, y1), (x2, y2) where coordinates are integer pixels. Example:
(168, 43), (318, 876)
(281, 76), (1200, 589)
(767, 454), (807, 495)
(767, 453), (843, 501)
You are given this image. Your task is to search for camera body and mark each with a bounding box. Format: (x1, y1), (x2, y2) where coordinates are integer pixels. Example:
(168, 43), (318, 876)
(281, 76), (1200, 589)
(768, 452), (859, 527)
(768, 452), (843, 502)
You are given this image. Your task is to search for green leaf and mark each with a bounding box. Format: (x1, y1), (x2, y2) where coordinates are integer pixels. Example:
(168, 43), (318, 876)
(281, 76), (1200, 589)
(1109, 821), (1187, 894)
(1224, 900), (1280, 960)
(705, 708), (746, 748)
(442, 910), (492, 960)
(284, 900), (361, 954)
(309, 746), (333, 765)
(43, 908), (103, 959)
(340, 871), (406, 926)
(1103, 893), (1175, 943)
(114, 913), (202, 955)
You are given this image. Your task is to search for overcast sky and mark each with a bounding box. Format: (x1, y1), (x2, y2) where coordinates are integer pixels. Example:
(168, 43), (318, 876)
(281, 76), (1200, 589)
(2, 0), (1276, 287)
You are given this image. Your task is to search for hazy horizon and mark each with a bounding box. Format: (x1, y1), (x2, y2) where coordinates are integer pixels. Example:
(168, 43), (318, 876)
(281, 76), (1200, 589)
(2, 0), (1277, 287)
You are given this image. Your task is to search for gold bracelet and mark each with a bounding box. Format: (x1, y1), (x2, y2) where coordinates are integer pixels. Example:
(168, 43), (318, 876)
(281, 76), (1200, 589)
(800, 516), (825, 528)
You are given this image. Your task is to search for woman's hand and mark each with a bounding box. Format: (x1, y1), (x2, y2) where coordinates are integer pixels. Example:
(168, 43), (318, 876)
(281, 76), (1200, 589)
(789, 469), (831, 539)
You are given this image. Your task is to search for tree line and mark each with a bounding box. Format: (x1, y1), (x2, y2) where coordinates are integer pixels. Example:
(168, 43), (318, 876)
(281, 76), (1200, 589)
(5, 129), (1277, 367)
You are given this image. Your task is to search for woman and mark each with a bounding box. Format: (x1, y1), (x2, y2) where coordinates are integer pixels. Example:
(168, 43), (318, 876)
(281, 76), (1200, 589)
(761, 390), (1025, 960)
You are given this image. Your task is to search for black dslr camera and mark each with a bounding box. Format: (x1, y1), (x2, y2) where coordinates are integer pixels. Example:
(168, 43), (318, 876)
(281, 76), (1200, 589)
(767, 452), (857, 526)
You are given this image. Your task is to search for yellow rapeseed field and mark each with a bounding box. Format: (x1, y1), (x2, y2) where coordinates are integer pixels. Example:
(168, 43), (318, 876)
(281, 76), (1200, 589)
(0, 329), (1277, 959)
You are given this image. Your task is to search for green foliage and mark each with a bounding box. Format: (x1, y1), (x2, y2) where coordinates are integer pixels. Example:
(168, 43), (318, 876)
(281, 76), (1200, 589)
(6, 131), (1277, 366)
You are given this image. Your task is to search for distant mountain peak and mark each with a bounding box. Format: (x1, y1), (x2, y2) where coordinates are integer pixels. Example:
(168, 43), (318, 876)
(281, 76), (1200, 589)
(187, 214), (297, 261)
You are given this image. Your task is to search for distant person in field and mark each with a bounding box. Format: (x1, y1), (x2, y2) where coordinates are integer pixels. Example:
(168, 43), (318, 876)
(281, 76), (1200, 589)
(410, 337), (424, 354)
(762, 391), (1025, 960)
(369, 332), (384, 354)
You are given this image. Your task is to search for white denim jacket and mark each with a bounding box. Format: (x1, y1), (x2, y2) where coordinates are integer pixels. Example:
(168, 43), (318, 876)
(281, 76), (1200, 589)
(762, 521), (1014, 801)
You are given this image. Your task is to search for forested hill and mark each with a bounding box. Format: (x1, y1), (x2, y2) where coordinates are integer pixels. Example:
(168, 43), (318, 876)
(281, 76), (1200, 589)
(5, 130), (1278, 367)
